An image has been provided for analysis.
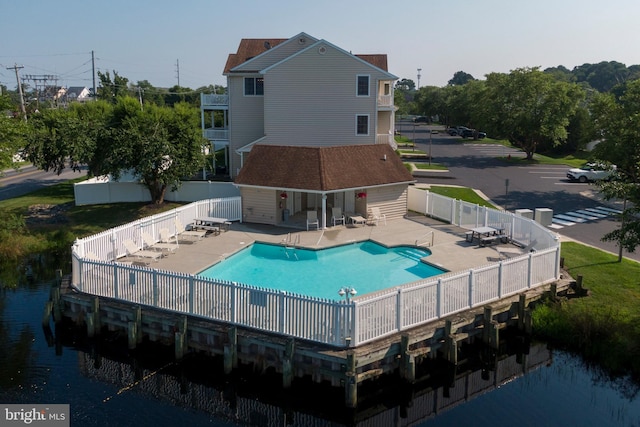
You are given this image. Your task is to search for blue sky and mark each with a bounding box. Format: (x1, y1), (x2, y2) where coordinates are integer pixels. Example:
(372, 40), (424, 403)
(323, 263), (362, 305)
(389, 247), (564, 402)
(2, 0), (639, 90)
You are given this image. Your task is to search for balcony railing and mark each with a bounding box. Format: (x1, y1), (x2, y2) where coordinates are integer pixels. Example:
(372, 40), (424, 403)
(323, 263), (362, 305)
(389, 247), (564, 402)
(201, 93), (229, 108)
(377, 94), (393, 108)
(376, 133), (393, 145)
(203, 128), (229, 141)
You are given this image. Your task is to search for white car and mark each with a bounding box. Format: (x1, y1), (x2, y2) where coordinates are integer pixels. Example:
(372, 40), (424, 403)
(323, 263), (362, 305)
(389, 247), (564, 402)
(567, 163), (616, 183)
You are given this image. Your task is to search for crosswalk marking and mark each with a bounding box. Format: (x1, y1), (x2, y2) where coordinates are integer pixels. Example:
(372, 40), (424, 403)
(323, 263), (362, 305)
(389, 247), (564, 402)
(549, 206), (622, 229)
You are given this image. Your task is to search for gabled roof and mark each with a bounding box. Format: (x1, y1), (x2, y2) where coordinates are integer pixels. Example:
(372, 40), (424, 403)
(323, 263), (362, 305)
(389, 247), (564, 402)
(235, 144), (414, 192)
(224, 33), (392, 76)
(355, 55), (388, 72)
(223, 38), (288, 74)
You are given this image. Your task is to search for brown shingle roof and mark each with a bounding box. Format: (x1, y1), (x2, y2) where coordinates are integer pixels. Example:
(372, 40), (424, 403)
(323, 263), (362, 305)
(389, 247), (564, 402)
(235, 145), (414, 191)
(355, 54), (388, 72)
(223, 38), (288, 74)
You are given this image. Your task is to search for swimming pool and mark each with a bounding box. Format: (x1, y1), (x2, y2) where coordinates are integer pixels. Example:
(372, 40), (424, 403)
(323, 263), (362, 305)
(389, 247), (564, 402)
(197, 240), (446, 300)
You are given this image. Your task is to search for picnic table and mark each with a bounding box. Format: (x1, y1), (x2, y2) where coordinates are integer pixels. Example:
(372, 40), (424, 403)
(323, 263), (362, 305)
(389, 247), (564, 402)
(193, 217), (230, 234)
(465, 226), (507, 246)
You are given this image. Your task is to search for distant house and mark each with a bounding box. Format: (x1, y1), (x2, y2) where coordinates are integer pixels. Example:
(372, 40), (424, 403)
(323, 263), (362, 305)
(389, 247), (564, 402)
(202, 32), (405, 229)
(64, 86), (92, 103)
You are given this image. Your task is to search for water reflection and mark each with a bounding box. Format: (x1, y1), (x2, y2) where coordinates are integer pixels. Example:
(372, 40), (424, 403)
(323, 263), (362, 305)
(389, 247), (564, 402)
(2, 254), (639, 426)
(52, 328), (552, 426)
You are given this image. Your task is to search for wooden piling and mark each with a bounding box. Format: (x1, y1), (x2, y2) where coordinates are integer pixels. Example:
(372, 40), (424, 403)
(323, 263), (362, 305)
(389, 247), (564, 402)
(134, 306), (142, 344)
(223, 326), (238, 374)
(344, 351), (357, 408)
(282, 338), (295, 388)
(86, 312), (95, 338)
(517, 295), (526, 331)
(42, 301), (53, 328)
(91, 297), (101, 334)
(482, 307), (493, 345)
(444, 320), (457, 365)
(400, 335), (416, 382)
(127, 321), (137, 350)
(51, 286), (61, 322)
(174, 315), (187, 360)
(175, 331), (185, 360)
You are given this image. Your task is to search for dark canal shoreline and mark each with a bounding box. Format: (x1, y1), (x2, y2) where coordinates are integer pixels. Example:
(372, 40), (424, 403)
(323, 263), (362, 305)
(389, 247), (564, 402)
(1, 257), (639, 426)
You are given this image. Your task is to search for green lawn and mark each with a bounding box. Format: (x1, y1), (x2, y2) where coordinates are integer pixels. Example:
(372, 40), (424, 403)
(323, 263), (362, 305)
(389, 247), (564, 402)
(420, 185), (497, 209)
(0, 179), (181, 260)
(534, 241), (640, 375)
(411, 162), (448, 171)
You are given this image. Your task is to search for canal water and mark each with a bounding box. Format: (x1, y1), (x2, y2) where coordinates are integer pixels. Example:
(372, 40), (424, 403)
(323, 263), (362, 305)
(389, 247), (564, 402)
(1, 256), (639, 427)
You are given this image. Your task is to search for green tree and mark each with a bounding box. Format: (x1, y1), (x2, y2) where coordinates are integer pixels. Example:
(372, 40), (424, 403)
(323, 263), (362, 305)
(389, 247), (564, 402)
(97, 70), (131, 102)
(591, 80), (640, 258)
(395, 78), (415, 91)
(447, 71), (475, 86)
(413, 86), (445, 121)
(482, 68), (584, 159)
(100, 97), (207, 203)
(0, 94), (27, 173)
(25, 101), (111, 176)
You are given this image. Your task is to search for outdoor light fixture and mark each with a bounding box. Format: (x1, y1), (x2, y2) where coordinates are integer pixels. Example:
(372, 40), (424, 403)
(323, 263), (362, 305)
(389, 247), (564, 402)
(338, 286), (357, 303)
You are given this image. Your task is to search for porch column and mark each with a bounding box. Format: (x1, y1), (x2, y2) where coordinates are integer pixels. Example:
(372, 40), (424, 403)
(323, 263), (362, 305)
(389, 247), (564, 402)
(321, 194), (327, 229)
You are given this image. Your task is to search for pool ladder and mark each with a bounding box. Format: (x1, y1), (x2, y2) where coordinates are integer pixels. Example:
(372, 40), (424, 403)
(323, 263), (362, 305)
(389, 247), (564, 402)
(282, 233), (300, 260)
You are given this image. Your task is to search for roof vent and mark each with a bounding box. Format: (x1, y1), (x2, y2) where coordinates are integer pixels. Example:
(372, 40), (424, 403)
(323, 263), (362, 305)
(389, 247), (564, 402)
(298, 37), (307, 45)
(318, 45), (327, 55)
(264, 41), (271, 50)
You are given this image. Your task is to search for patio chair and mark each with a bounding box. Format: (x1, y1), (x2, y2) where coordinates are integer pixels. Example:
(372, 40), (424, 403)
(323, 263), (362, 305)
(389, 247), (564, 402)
(495, 239), (538, 260)
(122, 239), (163, 263)
(142, 231), (178, 253)
(331, 207), (345, 226)
(175, 218), (207, 241)
(367, 207), (387, 226)
(306, 211), (319, 231)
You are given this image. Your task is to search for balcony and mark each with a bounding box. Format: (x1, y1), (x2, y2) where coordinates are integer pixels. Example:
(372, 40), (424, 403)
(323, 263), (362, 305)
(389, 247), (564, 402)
(377, 94), (394, 110)
(203, 128), (229, 142)
(201, 93), (229, 109)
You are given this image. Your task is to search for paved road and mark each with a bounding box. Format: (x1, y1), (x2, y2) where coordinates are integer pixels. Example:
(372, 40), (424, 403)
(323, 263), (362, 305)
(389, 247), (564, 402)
(398, 121), (640, 262)
(0, 165), (87, 201)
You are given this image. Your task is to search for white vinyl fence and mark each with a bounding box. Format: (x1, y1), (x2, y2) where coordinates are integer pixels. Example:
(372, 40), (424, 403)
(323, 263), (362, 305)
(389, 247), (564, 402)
(71, 191), (560, 348)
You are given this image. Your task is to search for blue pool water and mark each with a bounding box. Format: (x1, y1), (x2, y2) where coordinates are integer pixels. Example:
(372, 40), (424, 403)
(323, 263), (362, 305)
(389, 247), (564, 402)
(197, 240), (446, 300)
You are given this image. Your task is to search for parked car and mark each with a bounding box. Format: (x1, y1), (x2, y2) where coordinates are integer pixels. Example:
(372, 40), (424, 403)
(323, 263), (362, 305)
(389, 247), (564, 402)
(413, 116), (428, 123)
(566, 163), (616, 183)
(460, 128), (486, 139)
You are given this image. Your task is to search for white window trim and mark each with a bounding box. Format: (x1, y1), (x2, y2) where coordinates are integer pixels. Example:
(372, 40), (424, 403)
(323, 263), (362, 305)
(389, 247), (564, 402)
(355, 114), (370, 136)
(356, 74), (370, 97)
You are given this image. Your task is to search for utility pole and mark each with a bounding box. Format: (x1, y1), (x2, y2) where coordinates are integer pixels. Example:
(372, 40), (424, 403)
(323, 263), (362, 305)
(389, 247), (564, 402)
(92, 50), (97, 99)
(7, 64), (27, 119)
(176, 59), (180, 87)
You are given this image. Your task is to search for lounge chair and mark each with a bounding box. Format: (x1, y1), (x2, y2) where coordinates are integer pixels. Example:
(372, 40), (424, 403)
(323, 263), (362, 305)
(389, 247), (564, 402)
(122, 239), (163, 263)
(331, 207), (345, 226)
(306, 211), (319, 231)
(367, 207), (387, 226)
(142, 231), (178, 253)
(495, 239), (537, 260)
(175, 218), (207, 241)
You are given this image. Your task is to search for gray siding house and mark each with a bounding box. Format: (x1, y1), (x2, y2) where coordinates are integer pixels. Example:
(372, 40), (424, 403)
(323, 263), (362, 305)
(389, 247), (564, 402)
(201, 33), (407, 229)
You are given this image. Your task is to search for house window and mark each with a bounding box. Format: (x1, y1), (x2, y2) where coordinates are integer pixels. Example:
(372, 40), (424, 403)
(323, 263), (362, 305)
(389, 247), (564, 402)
(356, 115), (369, 135)
(244, 77), (264, 96)
(357, 75), (369, 96)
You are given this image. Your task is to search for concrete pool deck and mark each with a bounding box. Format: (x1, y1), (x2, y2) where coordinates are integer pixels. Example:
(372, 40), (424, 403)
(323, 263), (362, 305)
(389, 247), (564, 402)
(134, 212), (512, 277)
